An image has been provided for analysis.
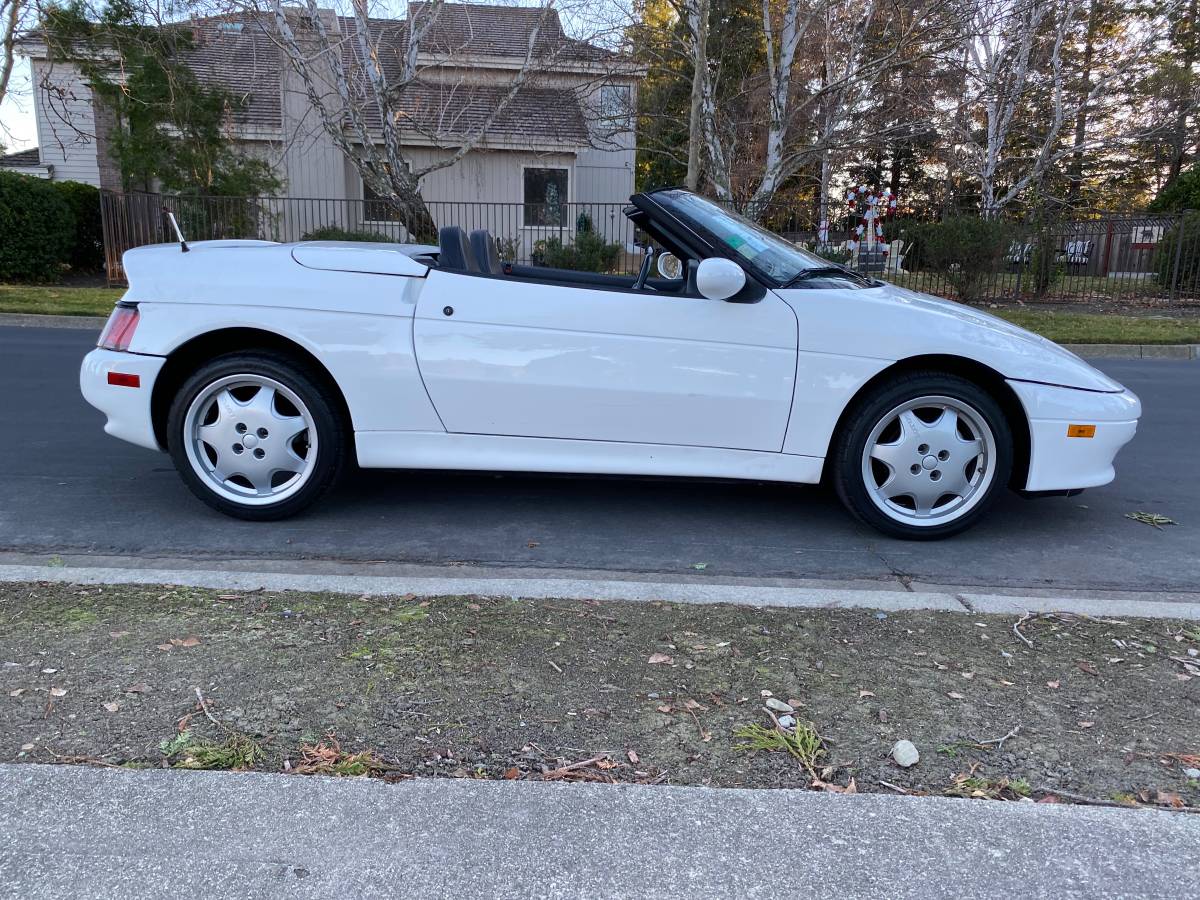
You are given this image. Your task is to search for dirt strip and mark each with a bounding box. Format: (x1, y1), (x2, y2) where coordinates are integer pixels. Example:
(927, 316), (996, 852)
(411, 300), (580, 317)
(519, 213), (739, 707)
(2, 582), (1197, 807)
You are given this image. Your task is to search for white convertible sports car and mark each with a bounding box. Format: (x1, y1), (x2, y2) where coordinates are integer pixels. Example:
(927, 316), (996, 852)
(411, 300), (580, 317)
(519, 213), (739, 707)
(81, 188), (1140, 539)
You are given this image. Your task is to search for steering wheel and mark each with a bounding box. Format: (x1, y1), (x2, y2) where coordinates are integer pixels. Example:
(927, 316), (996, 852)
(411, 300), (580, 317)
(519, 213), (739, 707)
(633, 246), (657, 291)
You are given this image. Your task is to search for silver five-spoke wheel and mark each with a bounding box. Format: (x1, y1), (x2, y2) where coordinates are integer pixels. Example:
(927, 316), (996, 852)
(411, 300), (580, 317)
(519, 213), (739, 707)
(861, 395), (997, 527)
(182, 374), (317, 506)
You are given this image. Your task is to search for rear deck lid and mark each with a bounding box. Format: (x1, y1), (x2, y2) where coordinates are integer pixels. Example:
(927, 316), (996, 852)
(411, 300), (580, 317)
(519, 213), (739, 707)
(291, 241), (430, 277)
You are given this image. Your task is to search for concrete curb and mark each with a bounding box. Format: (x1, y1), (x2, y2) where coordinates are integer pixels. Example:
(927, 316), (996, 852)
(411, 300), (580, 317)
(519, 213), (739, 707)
(0, 312), (106, 329)
(3, 764), (1196, 898)
(2, 563), (1197, 621)
(1063, 342), (1200, 359)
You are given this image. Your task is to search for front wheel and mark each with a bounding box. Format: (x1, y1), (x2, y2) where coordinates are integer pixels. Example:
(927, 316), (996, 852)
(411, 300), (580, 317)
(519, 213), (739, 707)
(832, 373), (1013, 540)
(167, 352), (347, 520)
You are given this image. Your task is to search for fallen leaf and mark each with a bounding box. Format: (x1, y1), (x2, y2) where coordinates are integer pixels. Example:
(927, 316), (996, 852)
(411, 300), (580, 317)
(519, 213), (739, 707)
(647, 653), (674, 665)
(9, 688), (25, 698)
(216, 594), (242, 601)
(125, 683), (151, 694)
(1037, 795), (1061, 804)
(1046, 680), (1060, 689)
(858, 690), (876, 699)
(109, 631), (130, 638)
(1078, 721), (1095, 728)
(1125, 511), (1177, 529)
(467, 603), (481, 611)
(656, 705), (672, 714)
(49, 687), (67, 697)
(156, 643), (173, 652)
(102, 701), (120, 713)
(1156, 790), (1184, 808)
(171, 637), (201, 648)
(947, 691), (965, 700)
(961, 672), (975, 679)
(20, 743), (34, 752)
(41, 668), (58, 674)
(627, 750), (640, 765)
(1076, 660), (1098, 676)
(502, 767), (520, 780)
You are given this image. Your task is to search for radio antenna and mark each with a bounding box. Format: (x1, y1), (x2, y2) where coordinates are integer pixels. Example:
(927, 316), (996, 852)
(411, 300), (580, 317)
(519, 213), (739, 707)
(164, 209), (189, 253)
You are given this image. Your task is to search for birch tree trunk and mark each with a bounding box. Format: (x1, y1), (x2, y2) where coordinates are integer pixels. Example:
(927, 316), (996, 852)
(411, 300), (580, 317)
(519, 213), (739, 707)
(684, 0), (709, 191)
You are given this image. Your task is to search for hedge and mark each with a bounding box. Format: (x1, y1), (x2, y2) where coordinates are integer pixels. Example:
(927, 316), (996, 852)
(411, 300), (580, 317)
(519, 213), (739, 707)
(300, 225), (394, 242)
(0, 171), (75, 282)
(53, 180), (104, 272)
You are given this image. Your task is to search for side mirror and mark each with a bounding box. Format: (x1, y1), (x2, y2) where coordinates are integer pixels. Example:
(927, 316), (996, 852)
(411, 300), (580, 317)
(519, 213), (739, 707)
(695, 257), (747, 301)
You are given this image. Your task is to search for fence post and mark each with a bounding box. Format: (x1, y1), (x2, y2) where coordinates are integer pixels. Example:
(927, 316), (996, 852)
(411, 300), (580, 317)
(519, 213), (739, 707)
(1168, 211), (1187, 302)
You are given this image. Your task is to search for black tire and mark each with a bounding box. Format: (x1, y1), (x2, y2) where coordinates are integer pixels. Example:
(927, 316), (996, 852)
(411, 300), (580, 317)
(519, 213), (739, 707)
(831, 372), (1013, 540)
(166, 351), (348, 521)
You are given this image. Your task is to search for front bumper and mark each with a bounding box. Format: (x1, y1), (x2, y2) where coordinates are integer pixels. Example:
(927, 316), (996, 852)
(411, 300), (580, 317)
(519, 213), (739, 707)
(1007, 380), (1141, 492)
(80, 348), (167, 451)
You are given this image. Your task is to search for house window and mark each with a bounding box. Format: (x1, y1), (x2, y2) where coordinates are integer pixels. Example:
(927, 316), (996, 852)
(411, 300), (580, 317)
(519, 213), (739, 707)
(523, 167), (569, 227)
(600, 83), (631, 123)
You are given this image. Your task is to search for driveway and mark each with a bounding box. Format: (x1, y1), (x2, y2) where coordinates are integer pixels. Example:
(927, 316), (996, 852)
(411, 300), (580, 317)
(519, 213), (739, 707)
(1, 325), (1196, 592)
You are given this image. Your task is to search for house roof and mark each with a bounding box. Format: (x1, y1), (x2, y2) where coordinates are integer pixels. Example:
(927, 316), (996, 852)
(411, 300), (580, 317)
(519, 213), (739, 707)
(406, 2), (612, 61)
(181, 6), (608, 144)
(0, 147), (42, 166)
(185, 17), (282, 131)
(391, 81), (589, 145)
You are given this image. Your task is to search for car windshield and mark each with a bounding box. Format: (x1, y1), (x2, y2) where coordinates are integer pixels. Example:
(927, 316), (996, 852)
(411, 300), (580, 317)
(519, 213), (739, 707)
(652, 190), (830, 284)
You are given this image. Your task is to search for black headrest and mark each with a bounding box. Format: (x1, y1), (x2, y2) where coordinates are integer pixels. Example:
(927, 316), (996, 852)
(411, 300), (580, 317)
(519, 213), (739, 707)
(438, 226), (479, 272)
(469, 230), (502, 275)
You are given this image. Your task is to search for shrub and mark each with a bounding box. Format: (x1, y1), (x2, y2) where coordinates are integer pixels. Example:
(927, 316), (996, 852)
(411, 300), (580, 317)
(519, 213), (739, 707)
(1149, 165), (1200, 213)
(53, 180), (104, 272)
(1155, 211), (1200, 294)
(906, 216), (1015, 302)
(0, 171), (75, 281)
(300, 225), (394, 243)
(538, 229), (621, 273)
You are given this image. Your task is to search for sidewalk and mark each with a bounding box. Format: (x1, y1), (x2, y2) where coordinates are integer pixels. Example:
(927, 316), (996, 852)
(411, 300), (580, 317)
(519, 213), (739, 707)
(0, 763), (1195, 898)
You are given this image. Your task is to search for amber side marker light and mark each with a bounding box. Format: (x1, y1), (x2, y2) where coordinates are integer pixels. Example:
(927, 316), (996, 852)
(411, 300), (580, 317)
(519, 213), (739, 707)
(1067, 424), (1096, 438)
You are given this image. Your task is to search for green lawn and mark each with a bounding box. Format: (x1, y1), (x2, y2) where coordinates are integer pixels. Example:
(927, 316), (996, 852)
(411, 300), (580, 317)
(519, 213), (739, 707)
(2, 283), (1198, 345)
(993, 309), (1200, 344)
(0, 283), (123, 317)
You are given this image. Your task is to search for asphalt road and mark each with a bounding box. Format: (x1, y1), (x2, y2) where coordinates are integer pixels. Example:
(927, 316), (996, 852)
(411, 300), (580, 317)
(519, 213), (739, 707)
(2, 765), (1196, 898)
(1, 325), (1197, 592)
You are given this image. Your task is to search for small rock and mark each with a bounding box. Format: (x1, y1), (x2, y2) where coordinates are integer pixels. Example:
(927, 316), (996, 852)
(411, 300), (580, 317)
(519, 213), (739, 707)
(764, 697), (794, 714)
(1184, 768), (1200, 780)
(777, 715), (797, 729)
(891, 740), (920, 768)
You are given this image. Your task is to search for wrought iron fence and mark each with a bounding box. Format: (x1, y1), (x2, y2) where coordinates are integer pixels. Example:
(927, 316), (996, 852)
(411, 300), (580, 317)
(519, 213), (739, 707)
(100, 190), (1200, 305)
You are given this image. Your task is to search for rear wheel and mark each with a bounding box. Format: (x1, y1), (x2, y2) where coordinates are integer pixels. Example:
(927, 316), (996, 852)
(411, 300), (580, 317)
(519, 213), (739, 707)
(832, 373), (1012, 540)
(167, 352), (347, 520)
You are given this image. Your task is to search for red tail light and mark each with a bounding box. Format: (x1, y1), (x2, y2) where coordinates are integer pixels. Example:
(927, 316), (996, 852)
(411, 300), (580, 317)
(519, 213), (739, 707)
(98, 304), (140, 351)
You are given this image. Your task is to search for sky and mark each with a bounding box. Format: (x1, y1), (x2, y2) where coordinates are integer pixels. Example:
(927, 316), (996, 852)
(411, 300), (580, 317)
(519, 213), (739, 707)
(0, 58), (37, 152)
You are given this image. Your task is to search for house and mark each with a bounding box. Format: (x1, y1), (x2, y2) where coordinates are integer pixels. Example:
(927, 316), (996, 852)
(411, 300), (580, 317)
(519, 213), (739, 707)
(7, 3), (640, 246)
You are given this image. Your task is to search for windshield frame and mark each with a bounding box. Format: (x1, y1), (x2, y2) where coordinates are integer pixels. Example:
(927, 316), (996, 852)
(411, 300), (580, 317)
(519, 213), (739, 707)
(641, 189), (839, 287)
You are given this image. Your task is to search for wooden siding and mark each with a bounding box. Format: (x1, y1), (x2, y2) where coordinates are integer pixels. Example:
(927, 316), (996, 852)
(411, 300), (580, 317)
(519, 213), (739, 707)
(31, 60), (101, 186)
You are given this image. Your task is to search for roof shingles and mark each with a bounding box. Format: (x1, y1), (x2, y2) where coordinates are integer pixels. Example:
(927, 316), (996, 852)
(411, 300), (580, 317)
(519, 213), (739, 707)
(180, 6), (604, 145)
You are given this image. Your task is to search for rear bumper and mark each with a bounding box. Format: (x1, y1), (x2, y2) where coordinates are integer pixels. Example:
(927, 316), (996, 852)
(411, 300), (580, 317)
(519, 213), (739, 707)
(80, 348), (166, 451)
(1007, 380), (1140, 492)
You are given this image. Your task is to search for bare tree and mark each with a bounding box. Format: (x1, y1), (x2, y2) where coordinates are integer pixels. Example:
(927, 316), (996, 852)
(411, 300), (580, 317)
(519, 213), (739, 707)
(1, 0), (32, 113)
(946, 0), (1157, 211)
(244, 0), (624, 239)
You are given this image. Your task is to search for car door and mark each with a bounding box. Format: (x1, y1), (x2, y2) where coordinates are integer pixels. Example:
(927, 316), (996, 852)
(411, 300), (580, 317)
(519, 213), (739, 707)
(412, 268), (798, 452)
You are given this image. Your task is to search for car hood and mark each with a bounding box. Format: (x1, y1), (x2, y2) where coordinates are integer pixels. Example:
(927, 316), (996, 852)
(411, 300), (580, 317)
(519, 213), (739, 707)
(777, 282), (1125, 393)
